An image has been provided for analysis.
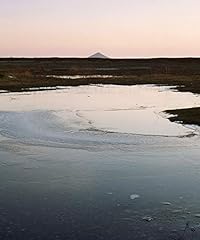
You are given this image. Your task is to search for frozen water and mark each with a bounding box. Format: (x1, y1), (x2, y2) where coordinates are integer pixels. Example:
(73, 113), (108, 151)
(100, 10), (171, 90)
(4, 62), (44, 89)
(130, 194), (140, 200)
(0, 85), (200, 142)
(0, 85), (200, 239)
(46, 74), (115, 79)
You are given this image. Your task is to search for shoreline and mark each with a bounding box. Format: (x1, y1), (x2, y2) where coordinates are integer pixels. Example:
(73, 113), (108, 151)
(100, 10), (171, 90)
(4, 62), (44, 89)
(165, 107), (200, 126)
(0, 58), (200, 126)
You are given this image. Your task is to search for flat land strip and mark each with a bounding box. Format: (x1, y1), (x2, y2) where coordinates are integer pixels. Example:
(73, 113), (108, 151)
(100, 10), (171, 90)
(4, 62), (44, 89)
(0, 58), (200, 126)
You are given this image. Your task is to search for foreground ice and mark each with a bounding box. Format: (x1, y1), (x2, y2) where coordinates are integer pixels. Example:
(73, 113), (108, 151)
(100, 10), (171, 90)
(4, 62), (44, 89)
(0, 85), (200, 140)
(0, 85), (200, 239)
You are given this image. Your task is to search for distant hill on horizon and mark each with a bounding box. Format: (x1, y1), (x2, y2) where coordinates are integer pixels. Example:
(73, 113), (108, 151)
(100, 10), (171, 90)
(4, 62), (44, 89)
(88, 52), (109, 59)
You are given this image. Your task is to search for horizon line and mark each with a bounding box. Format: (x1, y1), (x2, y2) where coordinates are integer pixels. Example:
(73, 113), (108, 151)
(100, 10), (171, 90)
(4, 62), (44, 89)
(1, 55), (200, 59)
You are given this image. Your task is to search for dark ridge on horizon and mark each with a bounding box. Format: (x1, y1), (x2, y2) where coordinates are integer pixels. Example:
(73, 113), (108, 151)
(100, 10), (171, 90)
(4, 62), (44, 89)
(1, 57), (200, 61)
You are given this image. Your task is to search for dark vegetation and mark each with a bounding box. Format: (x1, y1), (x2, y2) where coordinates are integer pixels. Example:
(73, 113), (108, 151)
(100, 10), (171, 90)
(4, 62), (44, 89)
(0, 57), (200, 93)
(0, 57), (200, 125)
(165, 107), (200, 126)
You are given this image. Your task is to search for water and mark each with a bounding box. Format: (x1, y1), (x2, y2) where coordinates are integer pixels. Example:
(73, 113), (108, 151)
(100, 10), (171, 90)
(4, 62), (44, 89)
(0, 85), (200, 240)
(46, 75), (115, 79)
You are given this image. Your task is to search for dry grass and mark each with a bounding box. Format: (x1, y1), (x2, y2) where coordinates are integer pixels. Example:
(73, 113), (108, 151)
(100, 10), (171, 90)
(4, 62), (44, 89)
(1, 58), (200, 126)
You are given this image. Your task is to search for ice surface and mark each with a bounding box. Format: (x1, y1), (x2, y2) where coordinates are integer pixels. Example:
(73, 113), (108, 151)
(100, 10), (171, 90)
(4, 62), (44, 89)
(0, 85), (199, 139)
(130, 194), (140, 200)
(1, 85), (200, 239)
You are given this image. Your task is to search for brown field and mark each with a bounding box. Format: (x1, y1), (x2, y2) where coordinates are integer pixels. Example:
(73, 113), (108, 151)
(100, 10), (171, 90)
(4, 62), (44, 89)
(0, 57), (200, 126)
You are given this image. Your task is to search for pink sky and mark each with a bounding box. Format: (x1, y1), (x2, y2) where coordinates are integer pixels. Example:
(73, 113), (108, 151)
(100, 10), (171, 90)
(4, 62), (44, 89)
(1, 0), (200, 58)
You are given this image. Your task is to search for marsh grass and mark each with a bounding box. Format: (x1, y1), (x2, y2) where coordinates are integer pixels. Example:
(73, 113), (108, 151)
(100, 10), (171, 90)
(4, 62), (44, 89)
(1, 58), (200, 93)
(1, 58), (200, 126)
(165, 108), (200, 126)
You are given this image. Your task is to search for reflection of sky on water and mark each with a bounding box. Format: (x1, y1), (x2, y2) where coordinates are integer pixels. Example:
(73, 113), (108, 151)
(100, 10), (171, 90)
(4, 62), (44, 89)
(0, 85), (200, 136)
(1, 85), (200, 239)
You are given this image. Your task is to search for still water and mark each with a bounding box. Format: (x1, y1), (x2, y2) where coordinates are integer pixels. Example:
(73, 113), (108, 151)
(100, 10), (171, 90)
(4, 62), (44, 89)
(0, 85), (200, 240)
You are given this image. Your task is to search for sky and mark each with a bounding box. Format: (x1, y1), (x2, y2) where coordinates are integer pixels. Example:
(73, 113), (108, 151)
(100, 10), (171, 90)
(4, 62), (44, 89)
(1, 0), (200, 58)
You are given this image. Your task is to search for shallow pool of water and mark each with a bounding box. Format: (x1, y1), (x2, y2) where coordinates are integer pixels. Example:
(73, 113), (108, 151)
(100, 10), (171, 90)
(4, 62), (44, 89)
(0, 85), (200, 240)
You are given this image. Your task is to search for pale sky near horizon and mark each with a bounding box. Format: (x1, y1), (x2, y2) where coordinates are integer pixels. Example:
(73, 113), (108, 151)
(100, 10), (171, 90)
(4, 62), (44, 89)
(1, 0), (200, 58)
